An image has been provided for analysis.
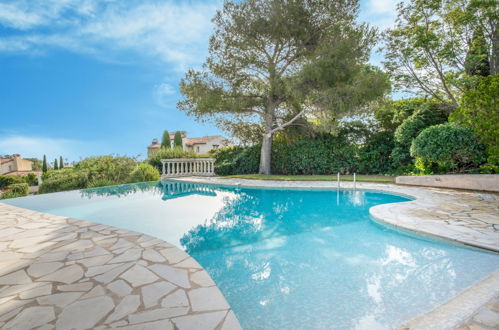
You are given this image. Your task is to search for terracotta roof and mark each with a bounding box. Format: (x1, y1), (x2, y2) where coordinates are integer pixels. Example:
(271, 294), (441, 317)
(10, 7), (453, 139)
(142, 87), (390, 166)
(0, 158), (13, 165)
(185, 136), (222, 146)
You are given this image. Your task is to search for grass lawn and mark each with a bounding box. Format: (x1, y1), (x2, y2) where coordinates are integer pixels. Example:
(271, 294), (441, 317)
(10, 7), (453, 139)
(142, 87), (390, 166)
(224, 174), (395, 183)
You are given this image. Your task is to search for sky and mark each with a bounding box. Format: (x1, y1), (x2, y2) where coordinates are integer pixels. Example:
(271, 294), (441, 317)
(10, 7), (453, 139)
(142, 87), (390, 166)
(0, 0), (402, 162)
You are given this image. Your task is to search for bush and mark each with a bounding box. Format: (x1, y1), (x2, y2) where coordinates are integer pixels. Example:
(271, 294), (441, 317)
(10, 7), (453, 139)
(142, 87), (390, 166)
(76, 156), (137, 185)
(0, 175), (25, 189)
(25, 173), (38, 186)
(213, 146), (260, 175)
(128, 163), (160, 183)
(147, 148), (202, 172)
(410, 123), (486, 173)
(392, 101), (448, 168)
(39, 169), (89, 193)
(1, 183), (29, 199)
(450, 74), (499, 165)
(358, 131), (396, 174)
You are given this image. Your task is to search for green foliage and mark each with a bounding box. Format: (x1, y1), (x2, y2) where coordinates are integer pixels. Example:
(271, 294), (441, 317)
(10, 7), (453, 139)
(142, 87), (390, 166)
(53, 159), (58, 170)
(391, 101), (449, 168)
(39, 169), (89, 194)
(42, 155), (48, 173)
(464, 27), (490, 77)
(147, 148), (202, 172)
(0, 175), (25, 189)
(358, 131), (396, 174)
(59, 156), (64, 169)
(24, 158), (42, 171)
(450, 75), (499, 165)
(25, 173), (38, 186)
(213, 146), (260, 176)
(75, 156), (137, 186)
(0, 183), (29, 200)
(374, 98), (426, 132)
(410, 123), (486, 173)
(173, 131), (183, 149)
(161, 130), (171, 149)
(128, 163), (160, 183)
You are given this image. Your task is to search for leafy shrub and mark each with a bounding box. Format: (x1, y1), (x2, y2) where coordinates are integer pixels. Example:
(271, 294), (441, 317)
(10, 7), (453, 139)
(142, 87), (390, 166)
(450, 74), (499, 165)
(392, 102), (448, 168)
(128, 163), (160, 183)
(0, 183), (29, 199)
(0, 175), (25, 189)
(148, 148), (202, 172)
(25, 173), (38, 186)
(374, 98), (426, 132)
(213, 146), (260, 175)
(39, 169), (89, 193)
(76, 156), (137, 185)
(358, 131), (396, 174)
(410, 123), (486, 173)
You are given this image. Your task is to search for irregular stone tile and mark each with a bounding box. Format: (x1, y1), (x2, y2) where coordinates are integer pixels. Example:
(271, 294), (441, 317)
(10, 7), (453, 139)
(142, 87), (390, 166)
(174, 258), (202, 269)
(80, 285), (106, 300)
(36, 251), (69, 262)
(188, 287), (230, 312)
(77, 255), (113, 268)
(110, 320), (128, 327)
(473, 309), (499, 327)
(19, 283), (52, 299)
(94, 262), (134, 284)
(190, 271), (215, 287)
(56, 296), (115, 330)
(142, 249), (165, 263)
(140, 239), (163, 248)
(0, 295), (16, 305)
(221, 310), (242, 330)
(4, 306), (55, 329)
(159, 248), (189, 264)
(58, 282), (93, 292)
(0, 270), (32, 285)
(161, 289), (189, 308)
(105, 295), (140, 324)
(148, 264), (190, 289)
(110, 239), (134, 251)
(172, 311), (227, 330)
(36, 324), (55, 330)
(120, 265), (158, 287)
(128, 307), (189, 324)
(37, 292), (84, 307)
(117, 319), (173, 330)
(54, 240), (93, 252)
(108, 248), (142, 264)
(0, 282), (46, 298)
(107, 280), (132, 297)
(141, 282), (176, 308)
(86, 263), (125, 277)
(27, 262), (64, 278)
(39, 264), (83, 284)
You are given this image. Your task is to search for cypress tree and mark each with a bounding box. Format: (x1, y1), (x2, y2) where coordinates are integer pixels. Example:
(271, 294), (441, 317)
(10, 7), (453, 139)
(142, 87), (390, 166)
(173, 131), (183, 149)
(42, 155), (48, 173)
(465, 27), (490, 77)
(161, 130), (171, 149)
(54, 159), (58, 170)
(59, 156), (64, 169)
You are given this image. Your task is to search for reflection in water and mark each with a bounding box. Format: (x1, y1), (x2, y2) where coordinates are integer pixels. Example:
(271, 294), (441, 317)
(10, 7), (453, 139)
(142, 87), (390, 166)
(5, 181), (499, 330)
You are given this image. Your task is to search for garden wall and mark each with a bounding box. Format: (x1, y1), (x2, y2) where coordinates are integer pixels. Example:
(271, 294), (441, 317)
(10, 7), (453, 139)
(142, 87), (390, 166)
(395, 174), (499, 192)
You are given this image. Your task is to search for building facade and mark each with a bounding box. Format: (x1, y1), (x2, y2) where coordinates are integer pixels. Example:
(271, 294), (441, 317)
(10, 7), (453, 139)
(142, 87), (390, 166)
(147, 133), (231, 158)
(0, 154), (35, 176)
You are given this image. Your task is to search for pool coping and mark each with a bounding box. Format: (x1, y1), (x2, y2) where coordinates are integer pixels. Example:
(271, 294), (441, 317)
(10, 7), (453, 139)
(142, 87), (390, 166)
(0, 202), (242, 330)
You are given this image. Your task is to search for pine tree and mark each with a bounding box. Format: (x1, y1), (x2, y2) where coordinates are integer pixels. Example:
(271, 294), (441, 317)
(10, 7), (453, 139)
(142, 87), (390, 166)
(42, 155), (48, 173)
(161, 130), (171, 149)
(54, 159), (58, 170)
(173, 131), (183, 149)
(59, 156), (64, 169)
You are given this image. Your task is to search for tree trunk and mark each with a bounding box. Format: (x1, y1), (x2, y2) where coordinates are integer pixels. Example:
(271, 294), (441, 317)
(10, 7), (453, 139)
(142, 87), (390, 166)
(259, 132), (273, 174)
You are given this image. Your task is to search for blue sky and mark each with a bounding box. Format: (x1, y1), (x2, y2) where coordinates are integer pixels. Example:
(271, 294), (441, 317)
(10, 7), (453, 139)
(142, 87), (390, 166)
(0, 0), (401, 162)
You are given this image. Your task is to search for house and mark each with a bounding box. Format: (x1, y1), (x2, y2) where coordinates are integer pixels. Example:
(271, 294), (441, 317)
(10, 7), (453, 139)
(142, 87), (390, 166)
(0, 154), (38, 176)
(147, 132), (231, 157)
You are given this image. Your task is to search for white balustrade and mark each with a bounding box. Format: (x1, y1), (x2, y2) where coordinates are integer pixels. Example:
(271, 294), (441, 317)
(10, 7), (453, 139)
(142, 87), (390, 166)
(160, 158), (216, 178)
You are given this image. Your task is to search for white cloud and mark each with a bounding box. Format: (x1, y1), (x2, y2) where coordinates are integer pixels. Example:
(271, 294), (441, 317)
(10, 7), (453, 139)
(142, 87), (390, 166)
(0, 0), (220, 69)
(0, 135), (100, 162)
(367, 0), (401, 14)
(154, 82), (177, 107)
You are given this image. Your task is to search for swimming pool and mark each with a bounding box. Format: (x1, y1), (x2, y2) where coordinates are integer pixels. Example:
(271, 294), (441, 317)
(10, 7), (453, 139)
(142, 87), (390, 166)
(5, 180), (499, 329)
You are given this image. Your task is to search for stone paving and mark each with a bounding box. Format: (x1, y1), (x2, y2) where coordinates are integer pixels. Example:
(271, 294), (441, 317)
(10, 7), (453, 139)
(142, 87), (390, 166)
(0, 202), (241, 330)
(457, 296), (499, 330)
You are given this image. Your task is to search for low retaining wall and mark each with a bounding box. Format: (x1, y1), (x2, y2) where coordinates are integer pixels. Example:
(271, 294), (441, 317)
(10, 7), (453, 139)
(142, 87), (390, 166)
(396, 174), (499, 192)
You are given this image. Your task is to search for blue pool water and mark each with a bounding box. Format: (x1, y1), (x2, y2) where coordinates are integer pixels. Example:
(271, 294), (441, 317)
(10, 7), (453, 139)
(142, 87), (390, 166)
(5, 181), (499, 329)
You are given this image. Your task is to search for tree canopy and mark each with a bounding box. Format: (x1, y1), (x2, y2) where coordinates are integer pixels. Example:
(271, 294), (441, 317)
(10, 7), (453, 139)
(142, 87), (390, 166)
(161, 130), (171, 149)
(179, 0), (388, 174)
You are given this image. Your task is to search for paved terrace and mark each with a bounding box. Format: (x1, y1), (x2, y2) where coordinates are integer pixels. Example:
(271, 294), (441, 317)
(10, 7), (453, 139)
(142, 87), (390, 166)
(0, 203), (241, 330)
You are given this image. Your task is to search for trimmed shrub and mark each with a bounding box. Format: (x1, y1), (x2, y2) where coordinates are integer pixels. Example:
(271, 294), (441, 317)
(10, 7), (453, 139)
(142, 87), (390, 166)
(0, 183), (29, 199)
(450, 74), (499, 165)
(161, 130), (171, 149)
(358, 131), (396, 174)
(0, 175), (25, 190)
(128, 163), (160, 183)
(147, 148), (201, 172)
(39, 169), (89, 193)
(174, 131), (183, 149)
(213, 146), (260, 175)
(410, 123), (486, 173)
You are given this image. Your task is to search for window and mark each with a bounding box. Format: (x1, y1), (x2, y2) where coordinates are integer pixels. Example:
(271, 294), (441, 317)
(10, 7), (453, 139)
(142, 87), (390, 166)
(213, 144), (219, 149)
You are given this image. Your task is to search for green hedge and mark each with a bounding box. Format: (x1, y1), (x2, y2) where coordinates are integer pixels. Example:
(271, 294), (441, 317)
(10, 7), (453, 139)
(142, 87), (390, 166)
(411, 123), (486, 173)
(0, 183), (29, 199)
(147, 148), (202, 172)
(0, 175), (26, 189)
(128, 163), (160, 183)
(39, 169), (89, 193)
